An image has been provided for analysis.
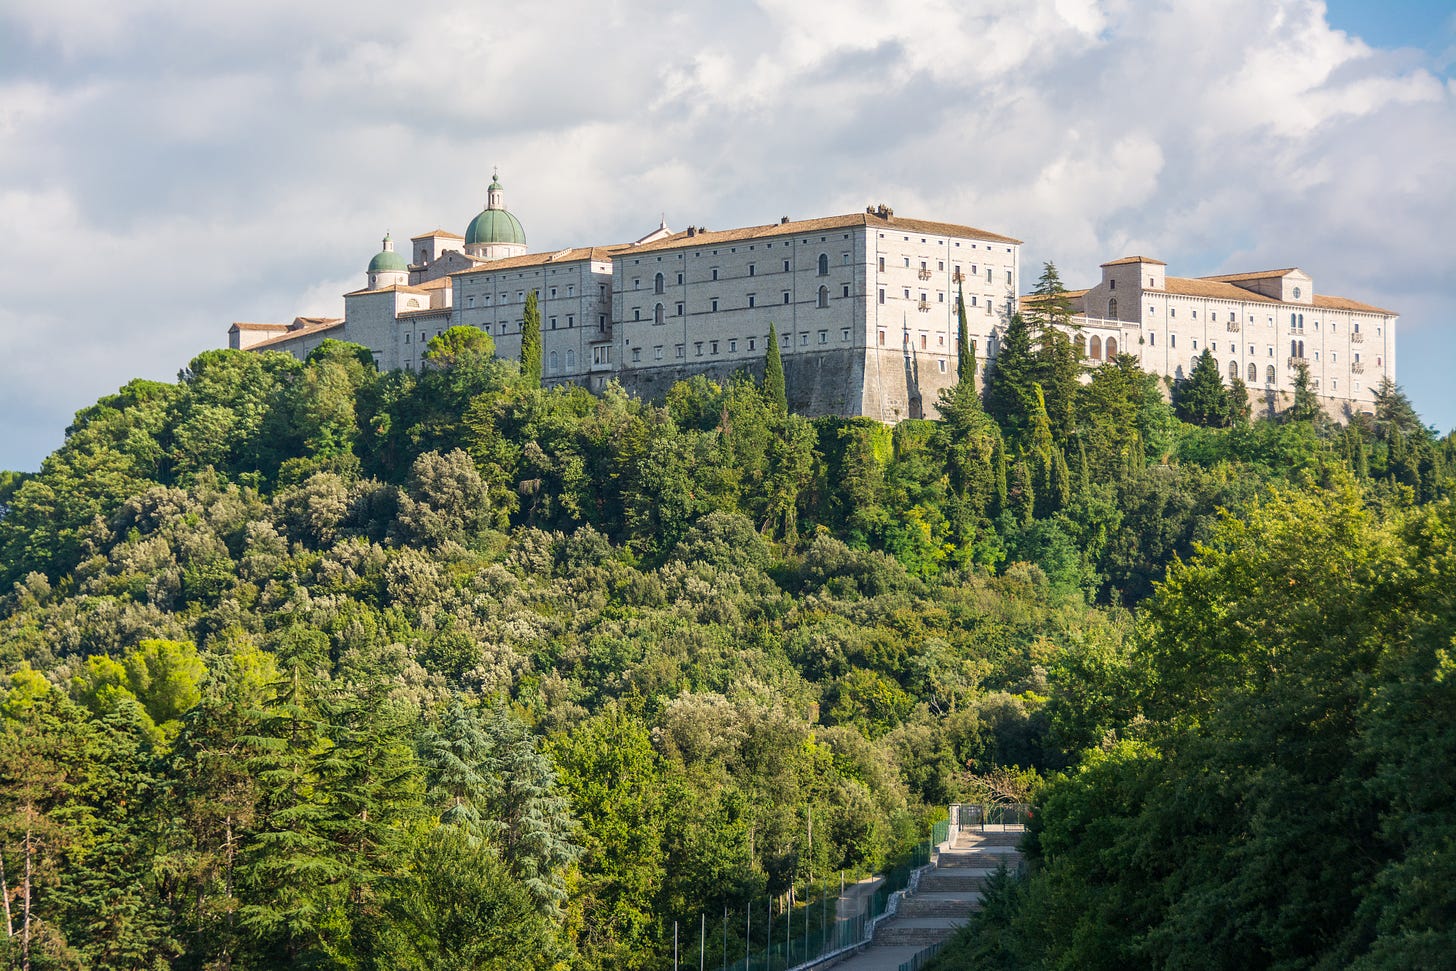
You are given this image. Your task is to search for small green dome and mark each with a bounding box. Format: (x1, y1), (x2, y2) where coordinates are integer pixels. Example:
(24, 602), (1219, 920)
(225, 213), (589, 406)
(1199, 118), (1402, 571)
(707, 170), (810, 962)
(368, 234), (408, 273)
(465, 207), (526, 248)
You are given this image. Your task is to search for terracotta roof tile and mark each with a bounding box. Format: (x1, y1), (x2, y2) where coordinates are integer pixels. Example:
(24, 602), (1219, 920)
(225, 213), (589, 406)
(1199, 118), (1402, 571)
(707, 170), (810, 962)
(1101, 256), (1166, 267)
(1199, 268), (1300, 282)
(619, 211), (1020, 256)
(343, 283), (432, 297)
(411, 229), (464, 239)
(246, 319), (346, 351)
(450, 245), (627, 276)
(1312, 293), (1397, 315)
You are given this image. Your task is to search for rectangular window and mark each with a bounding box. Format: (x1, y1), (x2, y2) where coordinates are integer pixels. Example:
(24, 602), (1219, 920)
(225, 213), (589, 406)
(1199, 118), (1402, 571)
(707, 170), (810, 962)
(710, 340), (719, 354)
(843, 253), (850, 265)
(1006, 270), (1012, 285)
(404, 332), (411, 343)
(783, 259), (791, 272)
(878, 329), (886, 345)
(903, 288), (911, 299)
(675, 344), (685, 358)
(550, 287), (557, 298)
(986, 268), (992, 282)
(939, 359), (947, 372)
(550, 316), (558, 330)
(818, 330), (827, 344)
(878, 256), (885, 271)
(842, 328), (850, 341)
(782, 291), (791, 304)
(711, 268), (719, 281)
(843, 284), (851, 298)
(633, 308), (641, 321)
(599, 315), (607, 330)
(878, 288), (885, 304)
(729, 339), (737, 353)
(748, 263), (756, 276)
(633, 278), (640, 289)
(800, 333), (809, 346)
(676, 272), (683, 285)
(695, 342), (704, 356)
(676, 302), (684, 316)
(938, 261), (945, 271)
(938, 292), (945, 302)
(568, 285), (574, 296)
(711, 298), (719, 312)
(567, 315), (574, 328)
(631, 347), (641, 362)
(904, 257), (911, 267)
(467, 295), (475, 308)
(654, 345), (663, 360)
(748, 338), (756, 351)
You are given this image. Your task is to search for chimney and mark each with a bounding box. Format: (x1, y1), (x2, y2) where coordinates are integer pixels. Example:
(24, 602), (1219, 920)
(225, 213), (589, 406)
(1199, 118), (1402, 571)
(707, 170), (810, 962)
(781, 216), (789, 224)
(687, 226), (697, 237)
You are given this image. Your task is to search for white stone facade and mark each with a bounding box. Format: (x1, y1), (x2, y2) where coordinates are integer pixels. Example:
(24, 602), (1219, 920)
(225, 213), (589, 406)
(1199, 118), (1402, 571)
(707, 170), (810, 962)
(1059, 257), (1397, 413)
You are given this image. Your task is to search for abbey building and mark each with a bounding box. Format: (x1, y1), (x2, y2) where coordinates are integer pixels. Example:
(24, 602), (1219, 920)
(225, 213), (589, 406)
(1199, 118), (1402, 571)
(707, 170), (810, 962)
(229, 175), (1395, 419)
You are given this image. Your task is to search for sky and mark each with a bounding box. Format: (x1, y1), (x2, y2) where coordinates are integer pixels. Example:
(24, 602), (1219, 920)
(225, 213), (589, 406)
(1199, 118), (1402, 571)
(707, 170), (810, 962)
(1, 0), (1453, 471)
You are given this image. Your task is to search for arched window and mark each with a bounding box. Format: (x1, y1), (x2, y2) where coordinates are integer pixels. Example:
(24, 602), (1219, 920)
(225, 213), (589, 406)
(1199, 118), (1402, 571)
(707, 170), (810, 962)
(1298, 313), (1304, 329)
(548, 350), (559, 373)
(1090, 335), (1102, 361)
(565, 348), (576, 369)
(1248, 362), (1257, 382)
(1298, 339), (1305, 358)
(1106, 336), (1117, 357)
(654, 303), (664, 325)
(1266, 365), (1276, 385)
(1229, 360), (1238, 380)
(1291, 312), (1297, 327)
(1291, 339), (1299, 358)
(1108, 297), (1118, 320)
(818, 253), (829, 276)
(654, 272), (664, 294)
(817, 285), (829, 308)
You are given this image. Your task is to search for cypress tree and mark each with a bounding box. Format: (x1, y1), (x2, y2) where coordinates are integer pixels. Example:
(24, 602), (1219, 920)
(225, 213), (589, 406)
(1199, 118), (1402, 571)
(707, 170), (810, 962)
(520, 291), (542, 388)
(957, 283), (975, 388)
(764, 322), (787, 415)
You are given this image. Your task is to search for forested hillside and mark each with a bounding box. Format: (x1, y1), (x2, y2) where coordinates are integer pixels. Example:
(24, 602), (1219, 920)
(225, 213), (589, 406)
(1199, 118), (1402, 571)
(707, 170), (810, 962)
(0, 274), (1451, 969)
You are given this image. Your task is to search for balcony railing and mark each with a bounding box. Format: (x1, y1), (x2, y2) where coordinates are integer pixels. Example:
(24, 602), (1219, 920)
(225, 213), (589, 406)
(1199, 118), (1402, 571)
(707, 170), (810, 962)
(1352, 361), (1365, 374)
(1287, 355), (1307, 369)
(952, 271), (965, 283)
(1288, 326), (1305, 335)
(917, 300), (931, 313)
(1352, 331), (1365, 343)
(918, 269), (933, 280)
(1226, 321), (1241, 333)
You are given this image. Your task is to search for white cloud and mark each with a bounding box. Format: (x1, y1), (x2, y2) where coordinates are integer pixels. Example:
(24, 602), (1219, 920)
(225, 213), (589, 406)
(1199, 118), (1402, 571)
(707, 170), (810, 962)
(0, 0), (1452, 470)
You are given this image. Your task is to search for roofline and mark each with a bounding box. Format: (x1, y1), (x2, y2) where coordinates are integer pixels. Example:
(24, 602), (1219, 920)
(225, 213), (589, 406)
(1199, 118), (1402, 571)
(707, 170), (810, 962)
(617, 211), (1022, 256)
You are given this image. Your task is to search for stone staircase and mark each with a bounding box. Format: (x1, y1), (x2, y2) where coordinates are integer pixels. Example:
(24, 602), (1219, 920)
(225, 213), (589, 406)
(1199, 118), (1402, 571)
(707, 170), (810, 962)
(864, 826), (1023, 949)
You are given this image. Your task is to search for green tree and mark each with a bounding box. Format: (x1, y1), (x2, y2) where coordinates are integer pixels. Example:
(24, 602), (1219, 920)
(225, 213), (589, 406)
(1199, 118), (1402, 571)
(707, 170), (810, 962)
(521, 291), (543, 388)
(1171, 350), (1231, 427)
(1286, 361), (1321, 423)
(764, 322), (787, 416)
(956, 283), (976, 388)
(983, 315), (1039, 444)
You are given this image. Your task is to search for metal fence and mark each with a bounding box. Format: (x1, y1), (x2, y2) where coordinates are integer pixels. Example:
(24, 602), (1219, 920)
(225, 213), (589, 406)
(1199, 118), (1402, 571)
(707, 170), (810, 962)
(952, 801), (1032, 830)
(897, 940), (947, 971)
(671, 814), (951, 971)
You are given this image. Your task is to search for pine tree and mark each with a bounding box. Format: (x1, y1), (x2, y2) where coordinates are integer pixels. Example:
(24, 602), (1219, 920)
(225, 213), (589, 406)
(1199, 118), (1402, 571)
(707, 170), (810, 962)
(520, 291), (542, 388)
(983, 314), (1039, 443)
(1287, 361), (1321, 423)
(764, 322), (787, 416)
(1172, 350), (1232, 427)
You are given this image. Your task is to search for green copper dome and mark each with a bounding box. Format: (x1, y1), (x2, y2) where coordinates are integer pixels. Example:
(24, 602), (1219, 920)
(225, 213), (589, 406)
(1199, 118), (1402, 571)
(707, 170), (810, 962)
(368, 234), (408, 273)
(465, 207), (526, 248)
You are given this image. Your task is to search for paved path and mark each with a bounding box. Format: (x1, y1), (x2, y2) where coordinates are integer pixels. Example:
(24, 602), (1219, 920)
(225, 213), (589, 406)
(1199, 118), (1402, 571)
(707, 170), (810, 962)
(819, 825), (1025, 971)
